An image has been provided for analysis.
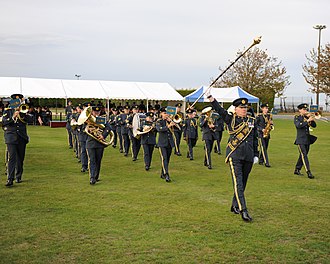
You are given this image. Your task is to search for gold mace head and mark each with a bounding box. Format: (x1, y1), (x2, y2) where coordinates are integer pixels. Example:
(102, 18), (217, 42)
(253, 36), (262, 45)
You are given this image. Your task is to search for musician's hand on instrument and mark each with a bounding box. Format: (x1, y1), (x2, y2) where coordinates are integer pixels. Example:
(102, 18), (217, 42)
(98, 135), (104, 140)
(253, 156), (259, 164)
(262, 129), (265, 133)
(13, 111), (20, 118)
(208, 124), (215, 128)
(307, 116), (314, 122)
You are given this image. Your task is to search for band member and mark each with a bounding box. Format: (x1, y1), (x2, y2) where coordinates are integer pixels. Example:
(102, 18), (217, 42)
(71, 107), (80, 159)
(77, 103), (89, 172)
(183, 109), (198, 160)
(294, 103), (316, 179)
(156, 107), (175, 182)
(109, 108), (118, 148)
(173, 103), (184, 156)
(214, 113), (224, 155)
(200, 106), (218, 169)
(86, 105), (111, 185)
(140, 112), (156, 170)
(256, 103), (273, 167)
(2, 94), (29, 187)
(65, 100), (73, 148)
(129, 106), (142, 161)
(115, 108), (124, 153)
(120, 105), (131, 156)
(208, 94), (258, 222)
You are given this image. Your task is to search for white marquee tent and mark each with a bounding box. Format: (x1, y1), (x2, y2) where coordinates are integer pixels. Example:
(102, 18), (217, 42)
(0, 77), (183, 102)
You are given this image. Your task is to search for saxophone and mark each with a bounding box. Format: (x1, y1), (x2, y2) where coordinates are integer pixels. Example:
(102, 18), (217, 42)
(263, 114), (274, 138)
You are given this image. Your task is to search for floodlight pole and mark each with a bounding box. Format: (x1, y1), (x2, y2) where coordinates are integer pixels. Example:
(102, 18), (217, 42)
(313, 25), (326, 107)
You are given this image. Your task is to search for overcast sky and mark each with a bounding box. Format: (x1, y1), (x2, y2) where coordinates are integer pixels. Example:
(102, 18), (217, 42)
(0, 0), (329, 101)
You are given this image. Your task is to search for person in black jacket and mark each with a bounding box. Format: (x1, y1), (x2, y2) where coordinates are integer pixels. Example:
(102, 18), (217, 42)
(213, 113), (224, 155)
(86, 105), (112, 185)
(200, 106), (218, 169)
(294, 103), (316, 179)
(183, 109), (198, 160)
(65, 100), (73, 148)
(77, 103), (89, 172)
(173, 103), (184, 156)
(140, 112), (156, 170)
(2, 94), (29, 187)
(156, 107), (175, 182)
(208, 93), (259, 222)
(256, 103), (273, 167)
(109, 108), (118, 148)
(120, 105), (131, 156)
(129, 106), (142, 161)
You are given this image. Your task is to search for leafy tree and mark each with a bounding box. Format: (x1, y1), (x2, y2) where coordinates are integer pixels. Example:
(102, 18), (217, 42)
(213, 47), (290, 106)
(303, 43), (330, 94)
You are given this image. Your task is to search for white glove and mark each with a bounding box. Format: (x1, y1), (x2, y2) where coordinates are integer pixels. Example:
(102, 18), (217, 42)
(205, 88), (212, 99)
(253, 156), (259, 164)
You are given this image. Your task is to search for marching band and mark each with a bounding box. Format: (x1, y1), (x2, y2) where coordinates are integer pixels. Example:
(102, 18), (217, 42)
(2, 92), (324, 222)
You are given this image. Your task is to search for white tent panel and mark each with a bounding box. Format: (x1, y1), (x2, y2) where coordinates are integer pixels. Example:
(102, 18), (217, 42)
(0, 77), (21, 97)
(100, 81), (146, 100)
(62, 80), (108, 99)
(136, 82), (183, 101)
(21, 78), (67, 98)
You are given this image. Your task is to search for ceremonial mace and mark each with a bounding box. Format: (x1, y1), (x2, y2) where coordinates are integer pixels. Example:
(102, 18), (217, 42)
(187, 36), (262, 110)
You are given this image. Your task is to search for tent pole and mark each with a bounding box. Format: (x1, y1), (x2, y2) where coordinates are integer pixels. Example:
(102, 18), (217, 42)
(107, 98), (110, 121)
(146, 99), (149, 112)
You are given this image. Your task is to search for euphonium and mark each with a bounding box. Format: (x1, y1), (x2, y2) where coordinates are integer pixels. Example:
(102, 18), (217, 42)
(77, 106), (114, 146)
(19, 104), (29, 114)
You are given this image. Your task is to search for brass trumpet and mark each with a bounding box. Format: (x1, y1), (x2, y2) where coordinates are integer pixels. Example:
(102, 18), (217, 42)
(305, 111), (328, 122)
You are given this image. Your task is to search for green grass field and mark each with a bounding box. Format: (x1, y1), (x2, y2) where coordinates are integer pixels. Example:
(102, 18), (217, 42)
(0, 119), (329, 263)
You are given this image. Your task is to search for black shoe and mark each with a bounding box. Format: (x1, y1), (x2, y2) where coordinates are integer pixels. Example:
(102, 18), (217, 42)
(190, 157), (194, 160)
(16, 178), (22, 183)
(160, 173), (165, 179)
(186, 152), (189, 158)
(307, 171), (314, 179)
(241, 210), (253, 222)
(208, 165), (212, 169)
(112, 145), (116, 148)
(69, 146), (73, 149)
(5, 179), (13, 187)
(204, 161), (207, 166)
(81, 168), (87, 173)
(294, 169), (303, 176)
(145, 166), (149, 171)
(265, 164), (271, 168)
(78, 160), (81, 163)
(96, 178), (100, 182)
(218, 152), (221, 155)
(230, 206), (240, 214)
(119, 149), (123, 153)
(165, 174), (171, 182)
(124, 153), (128, 157)
(132, 157), (137, 161)
(90, 179), (96, 185)
(176, 152), (182, 156)
(259, 161), (264, 165)
(214, 148), (217, 153)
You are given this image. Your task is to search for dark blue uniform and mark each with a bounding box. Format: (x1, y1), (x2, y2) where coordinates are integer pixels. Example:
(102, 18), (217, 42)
(140, 124), (156, 170)
(173, 112), (183, 155)
(200, 114), (218, 168)
(183, 117), (198, 160)
(211, 99), (258, 218)
(214, 116), (224, 154)
(2, 108), (29, 185)
(128, 114), (141, 161)
(256, 113), (272, 166)
(156, 118), (175, 181)
(86, 122), (111, 184)
(109, 114), (117, 148)
(77, 122), (88, 172)
(294, 114), (316, 177)
(65, 105), (73, 148)
(115, 114), (123, 152)
(119, 113), (130, 156)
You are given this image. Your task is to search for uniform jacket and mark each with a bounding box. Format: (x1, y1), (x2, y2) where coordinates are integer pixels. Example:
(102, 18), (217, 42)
(214, 116), (224, 132)
(119, 113), (130, 135)
(77, 123), (88, 142)
(294, 114), (316, 145)
(109, 114), (116, 131)
(140, 127), (156, 145)
(183, 118), (198, 139)
(2, 108), (29, 144)
(115, 115), (122, 133)
(200, 115), (218, 141)
(156, 118), (175, 148)
(173, 111), (184, 132)
(211, 99), (258, 162)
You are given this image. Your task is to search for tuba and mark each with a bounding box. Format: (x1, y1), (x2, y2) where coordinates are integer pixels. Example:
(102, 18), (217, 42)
(77, 106), (114, 146)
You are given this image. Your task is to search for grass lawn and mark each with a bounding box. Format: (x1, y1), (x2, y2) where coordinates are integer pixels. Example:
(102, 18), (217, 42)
(0, 119), (329, 263)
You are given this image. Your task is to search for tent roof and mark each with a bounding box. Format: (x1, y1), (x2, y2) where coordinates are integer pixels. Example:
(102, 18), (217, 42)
(184, 86), (259, 103)
(0, 77), (183, 101)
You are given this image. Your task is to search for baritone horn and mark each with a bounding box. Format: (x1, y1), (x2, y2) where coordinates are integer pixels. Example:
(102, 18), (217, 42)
(77, 106), (114, 146)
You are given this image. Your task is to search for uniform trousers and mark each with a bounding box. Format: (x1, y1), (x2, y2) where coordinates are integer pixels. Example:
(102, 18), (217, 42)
(116, 129), (123, 151)
(214, 131), (223, 153)
(159, 146), (172, 176)
(143, 144), (154, 167)
(66, 124), (73, 147)
(122, 134), (130, 154)
(6, 137), (27, 181)
(131, 136), (141, 159)
(296, 144), (311, 172)
(80, 140), (88, 170)
(258, 137), (270, 165)
(86, 147), (104, 180)
(204, 139), (214, 166)
(228, 157), (253, 211)
(112, 129), (117, 146)
(187, 138), (197, 159)
(173, 130), (182, 154)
